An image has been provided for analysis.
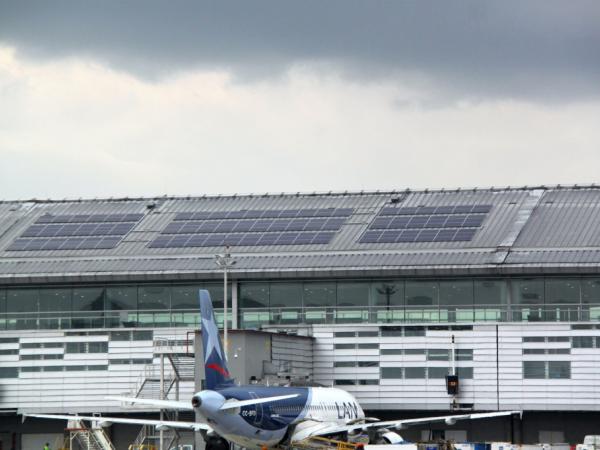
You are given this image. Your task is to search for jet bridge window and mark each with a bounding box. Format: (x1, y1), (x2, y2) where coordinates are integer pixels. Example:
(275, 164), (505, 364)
(0, 367), (18, 378)
(572, 336), (595, 348)
(405, 367), (426, 378)
(358, 343), (379, 349)
(358, 361), (379, 367)
(0, 349), (18, 355)
(380, 349), (403, 355)
(66, 342), (108, 353)
(335, 344), (355, 349)
(455, 349), (473, 360)
(523, 361), (570, 379)
(381, 367), (403, 379)
(334, 361), (356, 367)
(358, 331), (379, 337)
(427, 349), (450, 361)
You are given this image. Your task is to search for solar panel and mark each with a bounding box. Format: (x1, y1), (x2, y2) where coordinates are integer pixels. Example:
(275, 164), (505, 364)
(151, 208), (354, 248)
(434, 229), (456, 241)
(61, 238), (86, 250)
(434, 206), (455, 214)
(251, 220), (271, 232)
(312, 232), (334, 244)
(223, 235), (242, 246)
(6, 239), (28, 251)
(454, 229), (477, 241)
(186, 235), (206, 247)
(398, 230), (419, 242)
(359, 204), (492, 244)
(148, 236), (171, 248)
(472, 205), (490, 213)
(43, 238), (68, 250)
(425, 216), (448, 227)
(415, 230), (438, 242)
(258, 234), (278, 245)
(97, 237), (121, 249)
(25, 239), (47, 251)
(238, 234), (260, 246)
(7, 212), (144, 251)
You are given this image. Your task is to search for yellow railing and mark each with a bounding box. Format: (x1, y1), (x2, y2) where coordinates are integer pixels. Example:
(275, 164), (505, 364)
(293, 436), (364, 450)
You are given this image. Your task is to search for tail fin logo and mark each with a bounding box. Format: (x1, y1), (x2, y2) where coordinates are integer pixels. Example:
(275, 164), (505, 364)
(201, 313), (223, 362)
(199, 289), (233, 389)
(201, 313), (230, 377)
(206, 363), (230, 377)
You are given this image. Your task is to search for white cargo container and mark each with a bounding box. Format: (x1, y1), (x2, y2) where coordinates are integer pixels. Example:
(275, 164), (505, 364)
(520, 444), (549, 450)
(454, 444), (476, 450)
(584, 437), (600, 447)
(577, 435), (600, 450)
(549, 444), (570, 450)
(364, 444), (418, 450)
(491, 442), (518, 450)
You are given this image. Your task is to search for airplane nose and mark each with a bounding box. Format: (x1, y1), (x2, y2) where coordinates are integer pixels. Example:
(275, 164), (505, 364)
(192, 395), (202, 408)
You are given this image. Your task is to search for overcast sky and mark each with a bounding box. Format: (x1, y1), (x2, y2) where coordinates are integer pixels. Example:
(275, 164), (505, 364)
(1, 1), (599, 200)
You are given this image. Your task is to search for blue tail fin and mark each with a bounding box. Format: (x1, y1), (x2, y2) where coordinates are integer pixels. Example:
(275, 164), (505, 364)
(199, 289), (234, 390)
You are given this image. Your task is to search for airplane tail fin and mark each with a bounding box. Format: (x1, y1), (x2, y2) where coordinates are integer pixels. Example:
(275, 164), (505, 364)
(199, 289), (234, 390)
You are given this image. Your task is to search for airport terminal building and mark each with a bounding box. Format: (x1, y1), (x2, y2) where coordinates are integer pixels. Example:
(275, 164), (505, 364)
(2, 186), (600, 447)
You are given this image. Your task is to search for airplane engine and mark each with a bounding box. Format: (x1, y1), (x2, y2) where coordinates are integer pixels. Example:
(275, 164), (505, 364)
(377, 431), (404, 444)
(291, 420), (340, 443)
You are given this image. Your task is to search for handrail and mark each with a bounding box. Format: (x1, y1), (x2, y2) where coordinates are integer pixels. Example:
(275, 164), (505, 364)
(1, 304), (600, 330)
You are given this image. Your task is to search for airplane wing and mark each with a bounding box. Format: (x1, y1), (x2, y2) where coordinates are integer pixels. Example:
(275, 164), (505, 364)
(295, 410), (521, 440)
(105, 396), (193, 410)
(24, 413), (211, 432)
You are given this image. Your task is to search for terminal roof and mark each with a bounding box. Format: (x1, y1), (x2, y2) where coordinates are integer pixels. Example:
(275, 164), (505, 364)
(1, 186), (600, 283)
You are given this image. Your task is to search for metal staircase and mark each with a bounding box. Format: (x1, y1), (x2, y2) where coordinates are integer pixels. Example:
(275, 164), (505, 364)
(66, 419), (116, 450)
(133, 338), (195, 400)
(125, 336), (195, 450)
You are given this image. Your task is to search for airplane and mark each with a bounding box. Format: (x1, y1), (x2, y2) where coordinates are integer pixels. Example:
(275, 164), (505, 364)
(27, 290), (521, 450)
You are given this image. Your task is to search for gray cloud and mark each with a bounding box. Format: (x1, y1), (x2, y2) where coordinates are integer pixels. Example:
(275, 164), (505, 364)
(1, 0), (599, 100)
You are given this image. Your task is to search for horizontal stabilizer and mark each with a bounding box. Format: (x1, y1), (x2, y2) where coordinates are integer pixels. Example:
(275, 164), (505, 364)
(106, 395), (193, 410)
(220, 394), (300, 410)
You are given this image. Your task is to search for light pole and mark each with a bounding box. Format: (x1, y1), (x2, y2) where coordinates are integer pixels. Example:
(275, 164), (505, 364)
(215, 246), (236, 360)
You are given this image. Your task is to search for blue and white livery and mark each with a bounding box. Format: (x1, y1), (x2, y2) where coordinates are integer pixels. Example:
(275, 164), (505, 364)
(26, 290), (520, 450)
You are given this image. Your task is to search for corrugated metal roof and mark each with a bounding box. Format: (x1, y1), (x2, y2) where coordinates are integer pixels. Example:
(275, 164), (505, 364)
(1, 186), (600, 282)
(514, 189), (600, 248)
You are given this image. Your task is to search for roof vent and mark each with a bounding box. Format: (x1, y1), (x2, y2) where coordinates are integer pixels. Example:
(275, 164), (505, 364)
(390, 197), (401, 204)
(146, 202), (156, 210)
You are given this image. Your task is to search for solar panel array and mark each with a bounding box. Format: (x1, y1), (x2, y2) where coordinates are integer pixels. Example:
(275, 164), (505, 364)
(7, 213), (144, 251)
(359, 204), (492, 244)
(149, 208), (354, 248)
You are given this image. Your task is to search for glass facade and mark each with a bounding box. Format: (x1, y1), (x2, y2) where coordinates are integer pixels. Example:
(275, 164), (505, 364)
(0, 282), (228, 330)
(0, 276), (599, 330)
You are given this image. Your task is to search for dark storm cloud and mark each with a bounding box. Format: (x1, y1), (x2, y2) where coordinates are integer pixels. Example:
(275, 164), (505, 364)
(1, 0), (599, 100)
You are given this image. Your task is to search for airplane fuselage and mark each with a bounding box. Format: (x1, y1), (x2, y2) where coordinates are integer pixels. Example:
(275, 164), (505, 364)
(195, 385), (365, 449)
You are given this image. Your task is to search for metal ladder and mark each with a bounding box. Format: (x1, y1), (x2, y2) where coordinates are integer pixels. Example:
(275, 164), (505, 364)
(67, 420), (116, 450)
